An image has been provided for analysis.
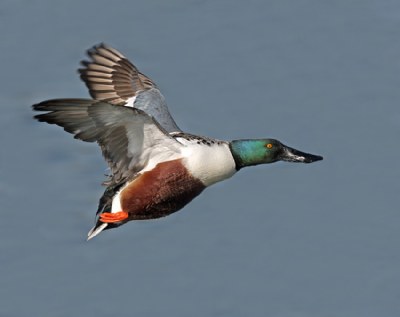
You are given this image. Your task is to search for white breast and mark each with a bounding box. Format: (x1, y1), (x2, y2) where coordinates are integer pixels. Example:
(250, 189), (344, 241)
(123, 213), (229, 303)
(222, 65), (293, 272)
(179, 140), (236, 187)
(111, 137), (236, 212)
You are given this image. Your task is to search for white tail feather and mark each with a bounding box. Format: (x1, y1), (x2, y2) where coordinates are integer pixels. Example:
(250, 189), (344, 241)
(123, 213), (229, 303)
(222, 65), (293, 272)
(87, 223), (108, 241)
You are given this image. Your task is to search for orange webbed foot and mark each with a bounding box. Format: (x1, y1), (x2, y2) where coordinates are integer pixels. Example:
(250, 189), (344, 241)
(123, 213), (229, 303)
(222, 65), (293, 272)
(100, 211), (129, 223)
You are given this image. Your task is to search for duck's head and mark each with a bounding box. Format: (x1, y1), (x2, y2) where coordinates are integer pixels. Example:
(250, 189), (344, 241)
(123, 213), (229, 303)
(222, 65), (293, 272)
(229, 139), (323, 170)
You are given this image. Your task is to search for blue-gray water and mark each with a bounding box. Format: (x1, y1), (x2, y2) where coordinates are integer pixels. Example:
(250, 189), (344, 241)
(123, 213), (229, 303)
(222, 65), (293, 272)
(1, 1), (400, 316)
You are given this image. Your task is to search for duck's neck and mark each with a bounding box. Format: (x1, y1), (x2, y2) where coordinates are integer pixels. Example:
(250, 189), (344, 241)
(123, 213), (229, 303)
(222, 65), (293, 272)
(229, 140), (268, 170)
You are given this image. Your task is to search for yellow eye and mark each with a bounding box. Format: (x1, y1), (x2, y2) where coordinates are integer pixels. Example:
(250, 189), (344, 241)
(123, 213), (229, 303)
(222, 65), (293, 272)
(266, 143), (273, 149)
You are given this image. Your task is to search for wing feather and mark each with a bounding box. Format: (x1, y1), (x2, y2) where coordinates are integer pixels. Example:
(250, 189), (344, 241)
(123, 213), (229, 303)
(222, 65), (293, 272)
(33, 99), (182, 185)
(79, 43), (180, 132)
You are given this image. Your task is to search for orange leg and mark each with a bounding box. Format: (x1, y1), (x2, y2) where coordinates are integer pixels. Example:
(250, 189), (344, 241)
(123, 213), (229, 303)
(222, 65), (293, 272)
(100, 211), (129, 223)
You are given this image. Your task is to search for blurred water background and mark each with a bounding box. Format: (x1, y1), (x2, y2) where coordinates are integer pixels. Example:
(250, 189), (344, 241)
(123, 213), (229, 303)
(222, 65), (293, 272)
(1, 1), (400, 316)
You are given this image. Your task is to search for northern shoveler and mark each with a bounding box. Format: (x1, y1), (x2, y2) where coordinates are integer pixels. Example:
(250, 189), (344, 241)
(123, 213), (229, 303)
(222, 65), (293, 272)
(33, 44), (323, 240)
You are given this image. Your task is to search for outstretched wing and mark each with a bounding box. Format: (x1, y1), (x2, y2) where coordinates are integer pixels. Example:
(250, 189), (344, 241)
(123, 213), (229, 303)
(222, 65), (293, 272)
(79, 43), (181, 133)
(33, 99), (183, 185)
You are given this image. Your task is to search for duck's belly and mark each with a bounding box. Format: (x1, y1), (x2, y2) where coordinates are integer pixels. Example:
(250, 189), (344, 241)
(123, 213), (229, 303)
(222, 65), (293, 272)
(117, 158), (205, 220)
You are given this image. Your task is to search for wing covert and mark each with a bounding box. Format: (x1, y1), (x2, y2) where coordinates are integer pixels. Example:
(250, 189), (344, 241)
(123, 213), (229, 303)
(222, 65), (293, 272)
(79, 43), (181, 133)
(33, 99), (182, 185)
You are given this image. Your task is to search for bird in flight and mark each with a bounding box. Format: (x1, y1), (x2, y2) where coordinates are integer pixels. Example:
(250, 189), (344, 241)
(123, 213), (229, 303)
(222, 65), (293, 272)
(33, 44), (323, 240)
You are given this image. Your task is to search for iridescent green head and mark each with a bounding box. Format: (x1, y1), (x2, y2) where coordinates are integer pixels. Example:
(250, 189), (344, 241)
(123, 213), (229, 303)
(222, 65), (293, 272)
(229, 139), (323, 170)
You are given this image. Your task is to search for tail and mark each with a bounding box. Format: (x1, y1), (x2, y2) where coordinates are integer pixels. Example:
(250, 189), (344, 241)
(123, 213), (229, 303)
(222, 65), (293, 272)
(87, 219), (127, 240)
(87, 223), (108, 240)
(87, 220), (125, 240)
(86, 181), (126, 241)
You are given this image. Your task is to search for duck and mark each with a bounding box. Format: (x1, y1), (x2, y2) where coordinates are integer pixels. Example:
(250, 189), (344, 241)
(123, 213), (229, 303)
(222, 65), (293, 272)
(33, 43), (323, 240)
